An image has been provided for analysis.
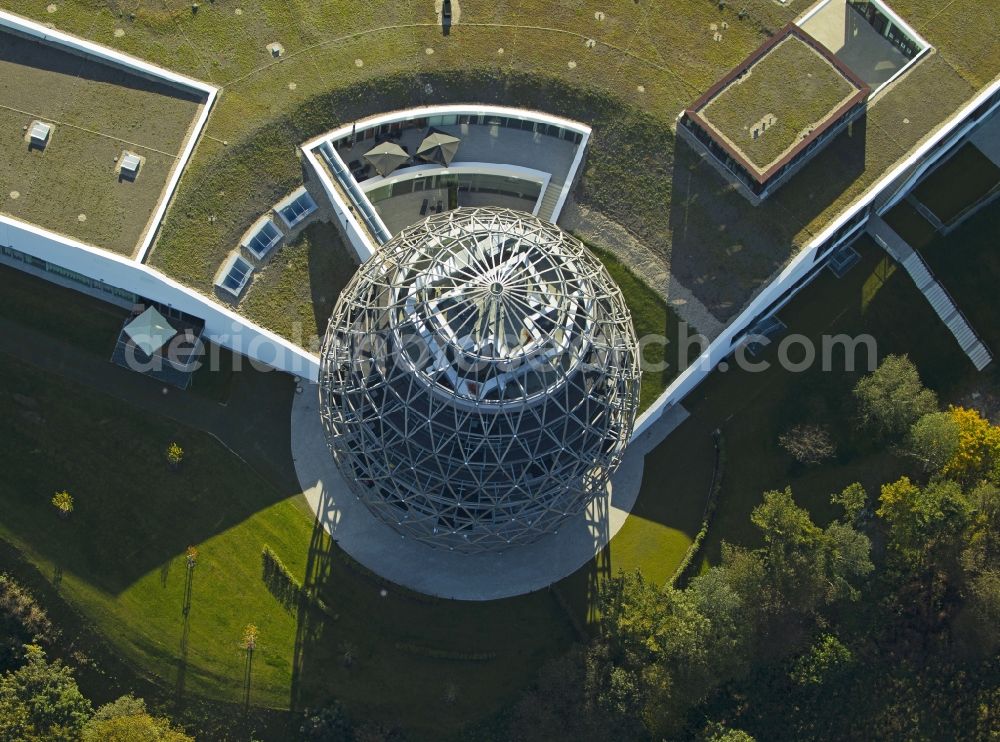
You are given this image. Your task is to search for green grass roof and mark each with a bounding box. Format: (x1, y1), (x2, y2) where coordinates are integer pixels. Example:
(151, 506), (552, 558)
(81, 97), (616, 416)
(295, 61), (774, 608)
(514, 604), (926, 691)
(0, 0), (996, 329)
(699, 34), (861, 173)
(0, 29), (204, 256)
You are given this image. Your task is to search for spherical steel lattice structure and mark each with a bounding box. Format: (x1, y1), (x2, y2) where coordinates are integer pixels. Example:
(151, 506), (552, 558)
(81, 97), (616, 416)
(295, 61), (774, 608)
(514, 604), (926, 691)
(319, 207), (640, 552)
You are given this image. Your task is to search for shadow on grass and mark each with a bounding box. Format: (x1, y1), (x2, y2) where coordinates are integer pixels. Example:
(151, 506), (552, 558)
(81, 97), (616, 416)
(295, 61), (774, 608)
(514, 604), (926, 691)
(0, 27), (205, 104)
(667, 118), (868, 322)
(286, 513), (579, 736)
(0, 265), (304, 594)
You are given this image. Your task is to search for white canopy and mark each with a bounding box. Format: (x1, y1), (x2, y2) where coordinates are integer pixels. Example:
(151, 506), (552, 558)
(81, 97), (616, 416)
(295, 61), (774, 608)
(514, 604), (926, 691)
(124, 306), (176, 356)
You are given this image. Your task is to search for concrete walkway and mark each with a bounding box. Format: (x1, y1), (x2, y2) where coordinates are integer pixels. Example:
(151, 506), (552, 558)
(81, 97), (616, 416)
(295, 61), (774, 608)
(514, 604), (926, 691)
(560, 197), (726, 339)
(292, 382), (689, 600)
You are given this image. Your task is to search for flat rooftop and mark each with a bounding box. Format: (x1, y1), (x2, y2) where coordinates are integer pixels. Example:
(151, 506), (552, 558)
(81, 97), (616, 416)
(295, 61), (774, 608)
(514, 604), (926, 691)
(0, 28), (205, 256)
(696, 28), (866, 176)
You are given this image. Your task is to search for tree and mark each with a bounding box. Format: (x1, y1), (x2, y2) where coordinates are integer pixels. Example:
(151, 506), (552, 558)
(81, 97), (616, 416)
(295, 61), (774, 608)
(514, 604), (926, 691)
(0, 645), (91, 741)
(751, 488), (872, 615)
(955, 482), (1000, 655)
(789, 634), (853, 686)
(166, 442), (184, 470)
(877, 476), (971, 573)
(907, 410), (961, 473)
(939, 406), (1000, 484)
(699, 721), (756, 741)
(831, 482), (867, 524)
(0, 574), (53, 673)
(778, 423), (836, 465)
(50, 491), (73, 519)
(299, 701), (353, 741)
(241, 623), (258, 652)
(83, 694), (192, 742)
(853, 354), (937, 440)
(592, 572), (715, 738)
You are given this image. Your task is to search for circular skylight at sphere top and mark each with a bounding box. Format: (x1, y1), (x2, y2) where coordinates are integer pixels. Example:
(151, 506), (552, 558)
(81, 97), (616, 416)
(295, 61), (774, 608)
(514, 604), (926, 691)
(319, 207), (641, 553)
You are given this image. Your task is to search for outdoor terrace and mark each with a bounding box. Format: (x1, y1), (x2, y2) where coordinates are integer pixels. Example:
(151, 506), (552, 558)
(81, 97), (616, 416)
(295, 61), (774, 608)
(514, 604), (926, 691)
(331, 111), (582, 231)
(800, 0), (925, 90)
(0, 26), (205, 257)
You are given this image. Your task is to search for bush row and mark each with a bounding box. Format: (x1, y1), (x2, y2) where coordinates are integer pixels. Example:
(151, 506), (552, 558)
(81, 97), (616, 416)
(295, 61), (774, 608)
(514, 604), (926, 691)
(261, 545), (303, 613)
(671, 430), (726, 588)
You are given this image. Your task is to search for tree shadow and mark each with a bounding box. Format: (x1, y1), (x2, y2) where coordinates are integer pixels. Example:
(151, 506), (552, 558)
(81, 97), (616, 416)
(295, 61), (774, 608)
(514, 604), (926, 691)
(174, 564), (195, 704)
(667, 117), (868, 323)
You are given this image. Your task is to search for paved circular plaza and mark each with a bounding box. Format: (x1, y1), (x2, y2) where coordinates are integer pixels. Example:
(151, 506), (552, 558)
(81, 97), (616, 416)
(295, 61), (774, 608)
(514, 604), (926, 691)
(291, 382), (687, 600)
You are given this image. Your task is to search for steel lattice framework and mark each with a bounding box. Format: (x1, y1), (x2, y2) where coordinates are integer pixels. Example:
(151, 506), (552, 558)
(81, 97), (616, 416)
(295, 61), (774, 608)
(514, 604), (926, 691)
(319, 207), (641, 552)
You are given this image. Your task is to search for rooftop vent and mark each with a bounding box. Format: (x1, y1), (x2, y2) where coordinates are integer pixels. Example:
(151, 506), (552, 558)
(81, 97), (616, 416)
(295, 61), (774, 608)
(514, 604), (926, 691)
(119, 151), (141, 180)
(29, 121), (51, 148)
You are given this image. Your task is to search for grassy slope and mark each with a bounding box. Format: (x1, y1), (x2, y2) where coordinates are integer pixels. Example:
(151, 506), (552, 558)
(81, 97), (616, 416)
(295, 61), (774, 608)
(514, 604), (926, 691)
(238, 221), (356, 344)
(587, 242), (695, 412)
(913, 141), (1000, 224)
(701, 35), (857, 169)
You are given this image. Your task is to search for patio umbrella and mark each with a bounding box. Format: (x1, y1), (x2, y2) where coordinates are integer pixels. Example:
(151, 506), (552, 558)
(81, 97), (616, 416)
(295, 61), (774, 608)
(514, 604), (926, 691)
(416, 129), (461, 166)
(363, 141), (409, 177)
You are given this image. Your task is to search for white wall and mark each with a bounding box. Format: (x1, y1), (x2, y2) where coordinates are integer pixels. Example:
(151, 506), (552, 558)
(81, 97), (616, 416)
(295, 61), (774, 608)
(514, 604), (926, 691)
(0, 215), (322, 380)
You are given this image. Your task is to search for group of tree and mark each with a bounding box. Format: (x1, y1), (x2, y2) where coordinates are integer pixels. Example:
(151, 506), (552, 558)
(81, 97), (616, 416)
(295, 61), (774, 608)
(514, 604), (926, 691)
(511, 355), (999, 740)
(0, 644), (194, 742)
(0, 573), (193, 742)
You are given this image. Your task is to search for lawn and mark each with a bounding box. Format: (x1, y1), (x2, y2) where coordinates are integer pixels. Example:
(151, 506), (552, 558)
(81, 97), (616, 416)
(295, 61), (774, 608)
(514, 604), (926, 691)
(586, 241), (697, 412)
(0, 28), (205, 256)
(0, 266), (577, 738)
(699, 34), (860, 172)
(912, 141), (1000, 225)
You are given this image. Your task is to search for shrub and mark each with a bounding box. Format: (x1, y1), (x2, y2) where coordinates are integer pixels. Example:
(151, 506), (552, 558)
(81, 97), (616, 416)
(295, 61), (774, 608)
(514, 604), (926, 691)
(853, 354), (937, 441)
(51, 491), (73, 518)
(166, 442), (184, 469)
(779, 424), (836, 465)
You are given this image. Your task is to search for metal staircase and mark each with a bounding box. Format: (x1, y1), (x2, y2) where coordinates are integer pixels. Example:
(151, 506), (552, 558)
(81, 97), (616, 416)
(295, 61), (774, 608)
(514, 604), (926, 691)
(868, 216), (992, 371)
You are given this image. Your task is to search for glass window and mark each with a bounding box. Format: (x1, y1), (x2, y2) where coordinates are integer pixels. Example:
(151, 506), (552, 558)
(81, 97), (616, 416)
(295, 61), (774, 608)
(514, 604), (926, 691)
(218, 255), (254, 296)
(245, 219), (282, 259)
